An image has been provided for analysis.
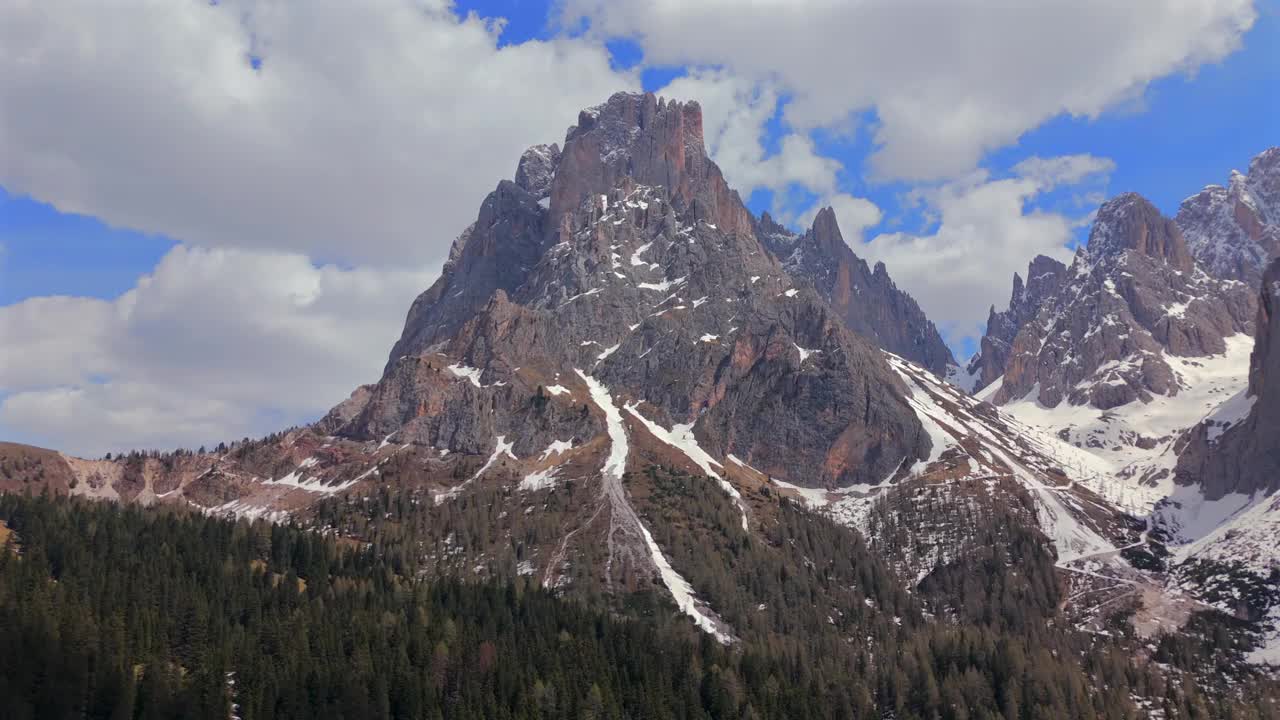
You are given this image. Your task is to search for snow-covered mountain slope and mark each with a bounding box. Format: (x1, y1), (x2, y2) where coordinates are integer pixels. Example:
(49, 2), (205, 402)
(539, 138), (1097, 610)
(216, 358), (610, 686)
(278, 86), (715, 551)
(992, 193), (1255, 413)
(764, 353), (1246, 643)
(1153, 482), (1280, 667)
(768, 351), (1136, 579)
(993, 333), (1254, 514)
(981, 250), (1280, 668)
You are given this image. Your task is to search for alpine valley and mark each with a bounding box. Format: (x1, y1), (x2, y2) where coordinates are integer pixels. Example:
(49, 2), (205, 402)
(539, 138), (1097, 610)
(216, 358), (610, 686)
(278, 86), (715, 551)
(2, 93), (1278, 719)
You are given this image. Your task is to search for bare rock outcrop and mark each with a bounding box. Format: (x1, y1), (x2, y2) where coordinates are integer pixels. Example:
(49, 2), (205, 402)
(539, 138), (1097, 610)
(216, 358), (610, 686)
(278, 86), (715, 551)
(1177, 147), (1280, 287)
(1175, 257), (1280, 499)
(758, 208), (956, 376)
(966, 254), (1068, 393)
(993, 193), (1255, 410)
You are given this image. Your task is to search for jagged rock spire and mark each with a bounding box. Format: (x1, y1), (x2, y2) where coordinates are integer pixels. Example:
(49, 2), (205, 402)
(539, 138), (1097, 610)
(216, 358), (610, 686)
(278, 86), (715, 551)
(1177, 146), (1280, 286)
(759, 206), (956, 375)
(1087, 192), (1194, 272)
(547, 92), (752, 238)
(966, 254), (1067, 393)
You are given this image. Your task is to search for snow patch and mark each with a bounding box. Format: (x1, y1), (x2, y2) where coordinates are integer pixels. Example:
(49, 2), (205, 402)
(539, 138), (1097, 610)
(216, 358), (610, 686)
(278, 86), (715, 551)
(1203, 388), (1256, 442)
(793, 344), (818, 362)
(540, 439), (573, 460)
(638, 276), (686, 292)
(596, 343), (620, 362)
(447, 363), (484, 388)
(623, 403), (747, 530)
(770, 477), (830, 508)
(519, 466), (561, 492)
(435, 436), (515, 503)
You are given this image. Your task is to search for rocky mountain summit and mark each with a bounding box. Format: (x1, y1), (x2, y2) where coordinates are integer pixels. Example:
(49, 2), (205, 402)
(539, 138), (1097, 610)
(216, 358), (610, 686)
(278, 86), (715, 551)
(1177, 147), (1280, 287)
(965, 254), (1068, 393)
(1, 93), (952, 643)
(758, 208), (956, 375)
(357, 91), (929, 492)
(992, 193), (1256, 411)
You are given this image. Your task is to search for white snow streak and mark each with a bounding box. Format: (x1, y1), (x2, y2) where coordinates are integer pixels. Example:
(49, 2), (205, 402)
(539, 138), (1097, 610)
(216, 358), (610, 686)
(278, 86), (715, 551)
(575, 371), (732, 643)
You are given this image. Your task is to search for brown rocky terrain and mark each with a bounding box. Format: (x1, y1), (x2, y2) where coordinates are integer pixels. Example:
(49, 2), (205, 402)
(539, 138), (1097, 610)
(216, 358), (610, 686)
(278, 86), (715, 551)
(0, 93), (941, 636)
(4, 92), (1275, 666)
(966, 254), (1068, 393)
(758, 208), (956, 375)
(993, 193), (1256, 410)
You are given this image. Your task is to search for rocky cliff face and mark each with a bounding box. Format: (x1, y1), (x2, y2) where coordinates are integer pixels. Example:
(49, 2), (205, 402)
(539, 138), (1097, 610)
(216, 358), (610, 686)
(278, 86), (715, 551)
(993, 193), (1256, 410)
(758, 208), (956, 375)
(1174, 257), (1280, 499)
(966, 254), (1068, 393)
(1177, 147), (1280, 287)
(359, 92), (928, 491)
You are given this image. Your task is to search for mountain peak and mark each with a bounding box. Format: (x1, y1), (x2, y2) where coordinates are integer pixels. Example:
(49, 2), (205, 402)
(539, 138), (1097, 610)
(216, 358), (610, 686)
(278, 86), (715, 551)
(757, 210), (788, 236)
(548, 91), (749, 237)
(810, 206), (843, 254)
(1088, 192), (1193, 272)
(1248, 145), (1280, 178)
(1176, 146), (1279, 286)
(965, 254), (1067, 393)
(759, 205), (955, 374)
(514, 143), (561, 200)
(569, 92), (704, 141)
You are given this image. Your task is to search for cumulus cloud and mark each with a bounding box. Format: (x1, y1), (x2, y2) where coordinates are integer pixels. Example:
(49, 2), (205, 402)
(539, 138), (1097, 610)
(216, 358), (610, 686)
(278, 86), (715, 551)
(796, 194), (884, 240)
(657, 69), (841, 199)
(565, 0), (1255, 181)
(0, 246), (435, 456)
(0, 0), (635, 267)
(658, 70), (887, 239)
(1012, 155), (1117, 189)
(859, 155), (1114, 346)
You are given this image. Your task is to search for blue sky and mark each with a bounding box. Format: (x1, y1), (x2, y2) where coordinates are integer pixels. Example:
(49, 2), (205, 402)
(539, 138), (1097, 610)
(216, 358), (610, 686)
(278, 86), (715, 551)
(0, 0), (1275, 455)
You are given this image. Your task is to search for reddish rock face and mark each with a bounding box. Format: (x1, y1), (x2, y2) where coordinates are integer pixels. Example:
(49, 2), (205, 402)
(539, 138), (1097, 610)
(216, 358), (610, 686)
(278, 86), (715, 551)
(548, 93), (752, 240)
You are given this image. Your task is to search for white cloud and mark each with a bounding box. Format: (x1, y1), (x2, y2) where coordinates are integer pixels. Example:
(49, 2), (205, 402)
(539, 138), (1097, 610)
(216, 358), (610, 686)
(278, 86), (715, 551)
(657, 69), (841, 198)
(1012, 155), (1117, 190)
(658, 70), (887, 236)
(0, 0), (635, 267)
(796, 193), (883, 240)
(565, 0), (1255, 181)
(0, 245), (435, 456)
(858, 154), (1113, 344)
